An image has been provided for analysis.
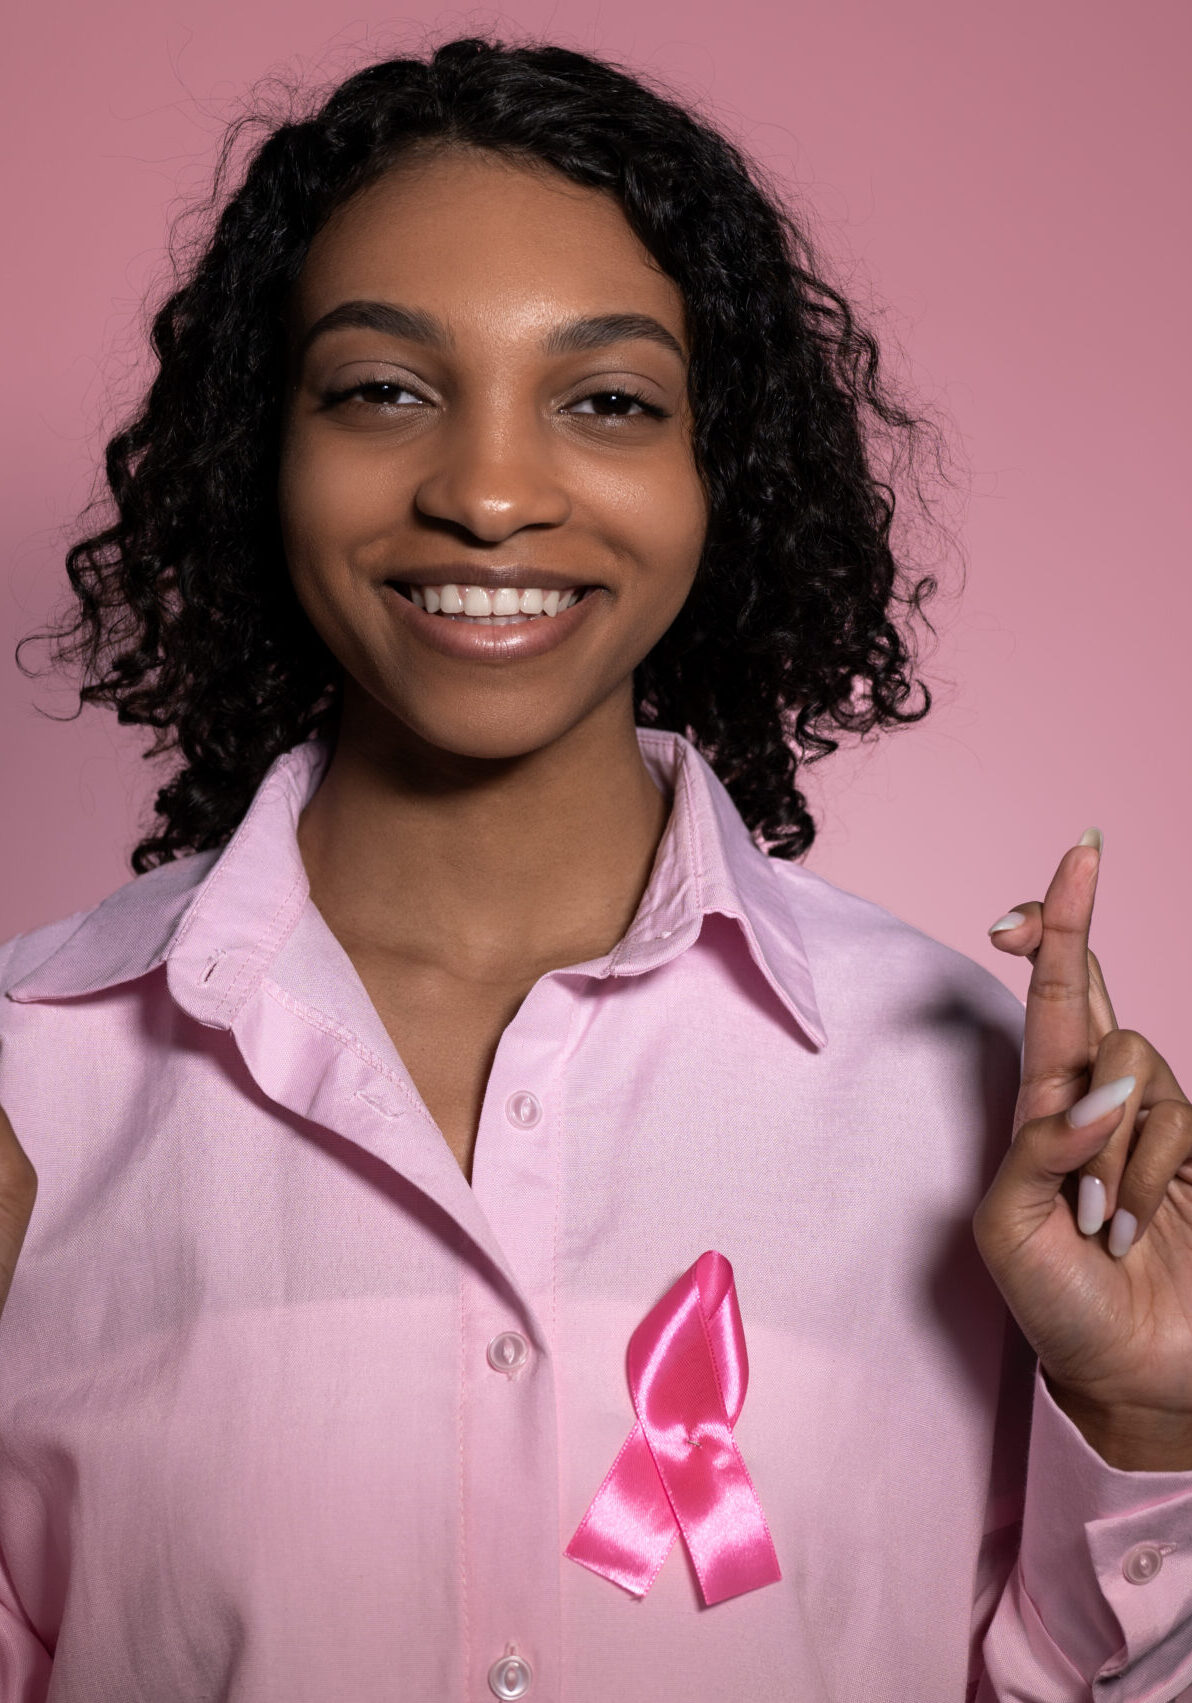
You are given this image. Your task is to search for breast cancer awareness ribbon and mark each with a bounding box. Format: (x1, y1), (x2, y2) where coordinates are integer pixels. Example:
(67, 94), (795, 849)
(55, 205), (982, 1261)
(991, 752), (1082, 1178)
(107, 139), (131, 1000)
(565, 1250), (781, 1606)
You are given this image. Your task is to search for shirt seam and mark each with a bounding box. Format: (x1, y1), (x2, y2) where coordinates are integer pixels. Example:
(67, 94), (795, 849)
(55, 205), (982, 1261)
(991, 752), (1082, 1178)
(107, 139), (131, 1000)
(257, 977), (425, 1116)
(167, 753), (306, 962)
(550, 987), (581, 1366)
(457, 1260), (471, 1703)
(212, 873), (309, 1022)
(609, 735), (707, 970)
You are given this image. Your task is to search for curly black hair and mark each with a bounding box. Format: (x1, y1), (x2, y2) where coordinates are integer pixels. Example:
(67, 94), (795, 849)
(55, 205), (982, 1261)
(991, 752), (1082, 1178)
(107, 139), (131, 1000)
(19, 34), (955, 871)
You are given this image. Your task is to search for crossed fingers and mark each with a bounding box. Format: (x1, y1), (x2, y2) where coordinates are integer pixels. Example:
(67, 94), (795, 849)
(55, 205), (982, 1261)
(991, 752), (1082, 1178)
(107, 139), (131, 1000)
(989, 833), (1192, 1255)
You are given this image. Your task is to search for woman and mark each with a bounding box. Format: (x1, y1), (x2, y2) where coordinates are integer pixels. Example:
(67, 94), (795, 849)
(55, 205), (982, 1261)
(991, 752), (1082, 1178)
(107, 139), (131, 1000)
(0, 35), (1189, 1702)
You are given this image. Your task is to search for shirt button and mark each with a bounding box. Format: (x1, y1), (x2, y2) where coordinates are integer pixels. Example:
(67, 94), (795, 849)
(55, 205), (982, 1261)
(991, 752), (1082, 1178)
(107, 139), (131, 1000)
(505, 1091), (542, 1129)
(1122, 1543), (1165, 1584)
(486, 1331), (529, 1374)
(487, 1651), (532, 1698)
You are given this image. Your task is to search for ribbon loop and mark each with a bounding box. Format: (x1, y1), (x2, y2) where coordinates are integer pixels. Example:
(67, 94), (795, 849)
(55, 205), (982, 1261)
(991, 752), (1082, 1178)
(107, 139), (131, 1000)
(565, 1250), (781, 1606)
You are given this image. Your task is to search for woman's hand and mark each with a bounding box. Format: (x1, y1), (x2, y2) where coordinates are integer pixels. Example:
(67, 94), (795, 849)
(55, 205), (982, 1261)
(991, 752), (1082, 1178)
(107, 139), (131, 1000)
(973, 832), (1192, 1469)
(0, 1103), (36, 1323)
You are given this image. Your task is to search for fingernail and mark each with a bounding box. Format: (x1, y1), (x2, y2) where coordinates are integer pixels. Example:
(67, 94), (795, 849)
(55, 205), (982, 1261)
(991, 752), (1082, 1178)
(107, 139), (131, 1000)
(1077, 1174), (1106, 1235)
(1066, 1074), (1135, 1128)
(1108, 1208), (1137, 1258)
(1079, 827), (1103, 853)
(988, 911), (1026, 935)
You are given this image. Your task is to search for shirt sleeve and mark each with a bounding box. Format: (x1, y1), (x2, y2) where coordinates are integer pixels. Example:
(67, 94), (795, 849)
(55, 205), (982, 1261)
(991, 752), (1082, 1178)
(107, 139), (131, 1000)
(975, 1361), (1192, 1702)
(0, 940), (54, 1702)
(0, 1574), (51, 1701)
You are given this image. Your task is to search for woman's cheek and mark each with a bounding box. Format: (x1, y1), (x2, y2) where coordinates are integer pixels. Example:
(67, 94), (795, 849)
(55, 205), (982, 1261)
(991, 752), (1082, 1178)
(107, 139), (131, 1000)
(279, 434), (391, 586)
(639, 471), (708, 614)
(584, 452), (706, 588)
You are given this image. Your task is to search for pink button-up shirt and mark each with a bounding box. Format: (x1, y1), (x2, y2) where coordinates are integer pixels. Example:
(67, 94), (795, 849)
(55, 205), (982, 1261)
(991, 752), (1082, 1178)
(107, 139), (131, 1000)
(1, 728), (1189, 1702)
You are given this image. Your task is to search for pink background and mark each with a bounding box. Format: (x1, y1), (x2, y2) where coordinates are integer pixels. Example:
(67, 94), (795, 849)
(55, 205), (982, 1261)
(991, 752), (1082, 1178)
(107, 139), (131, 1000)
(3, 2), (1188, 1067)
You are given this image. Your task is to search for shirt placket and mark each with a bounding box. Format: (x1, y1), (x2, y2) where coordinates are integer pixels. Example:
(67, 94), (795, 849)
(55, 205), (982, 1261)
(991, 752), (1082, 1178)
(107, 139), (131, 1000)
(458, 971), (576, 1702)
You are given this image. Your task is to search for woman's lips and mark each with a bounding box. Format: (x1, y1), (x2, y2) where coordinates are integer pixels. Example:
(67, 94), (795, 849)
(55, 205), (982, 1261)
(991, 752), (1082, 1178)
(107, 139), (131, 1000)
(382, 581), (602, 662)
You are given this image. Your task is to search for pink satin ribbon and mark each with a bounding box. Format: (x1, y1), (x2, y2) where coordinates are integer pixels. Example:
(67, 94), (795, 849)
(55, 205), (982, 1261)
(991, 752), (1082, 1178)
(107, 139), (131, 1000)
(565, 1249), (781, 1606)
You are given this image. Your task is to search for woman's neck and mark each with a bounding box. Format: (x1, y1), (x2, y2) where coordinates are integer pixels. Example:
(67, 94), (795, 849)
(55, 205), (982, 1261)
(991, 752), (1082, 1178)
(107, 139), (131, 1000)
(295, 686), (672, 982)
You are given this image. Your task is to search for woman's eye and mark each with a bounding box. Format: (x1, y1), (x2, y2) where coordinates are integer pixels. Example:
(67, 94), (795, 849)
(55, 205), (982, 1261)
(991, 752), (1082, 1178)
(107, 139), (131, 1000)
(569, 390), (664, 419)
(323, 380), (426, 411)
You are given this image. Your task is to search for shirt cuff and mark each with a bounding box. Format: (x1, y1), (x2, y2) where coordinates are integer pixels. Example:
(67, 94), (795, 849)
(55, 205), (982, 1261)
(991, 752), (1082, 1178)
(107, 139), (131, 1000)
(1020, 1362), (1192, 1697)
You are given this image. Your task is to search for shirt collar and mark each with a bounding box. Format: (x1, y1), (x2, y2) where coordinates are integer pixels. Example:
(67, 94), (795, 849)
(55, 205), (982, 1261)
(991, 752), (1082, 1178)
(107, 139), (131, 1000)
(612, 729), (825, 1046)
(7, 728), (826, 1049)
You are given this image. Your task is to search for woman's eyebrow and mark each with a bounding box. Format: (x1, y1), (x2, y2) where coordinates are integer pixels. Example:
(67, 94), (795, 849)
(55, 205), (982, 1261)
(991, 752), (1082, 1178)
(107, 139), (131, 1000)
(542, 313), (686, 363)
(296, 301), (686, 366)
(296, 301), (448, 364)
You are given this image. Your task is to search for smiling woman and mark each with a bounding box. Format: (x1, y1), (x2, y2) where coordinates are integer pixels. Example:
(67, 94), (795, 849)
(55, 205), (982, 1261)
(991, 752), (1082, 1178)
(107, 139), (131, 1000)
(20, 39), (941, 875)
(2, 32), (1191, 1703)
(279, 150), (706, 731)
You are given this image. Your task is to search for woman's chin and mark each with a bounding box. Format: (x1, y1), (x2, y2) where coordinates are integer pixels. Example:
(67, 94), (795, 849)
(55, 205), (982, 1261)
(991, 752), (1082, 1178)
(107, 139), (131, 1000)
(346, 688), (630, 772)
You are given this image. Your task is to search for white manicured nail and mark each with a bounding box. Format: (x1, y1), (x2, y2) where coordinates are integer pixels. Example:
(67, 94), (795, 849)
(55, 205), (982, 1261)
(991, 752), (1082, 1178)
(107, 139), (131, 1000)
(988, 911), (1026, 935)
(1077, 1174), (1106, 1235)
(1108, 1208), (1137, 1258)
(1066, 1075), (1135, 1128)
(1079, 827), (1103, 852)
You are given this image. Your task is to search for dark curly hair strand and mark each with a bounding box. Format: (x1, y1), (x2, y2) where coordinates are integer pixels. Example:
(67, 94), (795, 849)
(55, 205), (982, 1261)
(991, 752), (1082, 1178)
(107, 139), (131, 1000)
(18, 34), (953, 872)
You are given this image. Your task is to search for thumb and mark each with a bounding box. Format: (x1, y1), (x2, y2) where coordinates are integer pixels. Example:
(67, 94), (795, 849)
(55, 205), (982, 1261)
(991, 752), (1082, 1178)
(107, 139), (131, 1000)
(0, 1102), (36, 1321)
(975, 1075), (1135, 1255)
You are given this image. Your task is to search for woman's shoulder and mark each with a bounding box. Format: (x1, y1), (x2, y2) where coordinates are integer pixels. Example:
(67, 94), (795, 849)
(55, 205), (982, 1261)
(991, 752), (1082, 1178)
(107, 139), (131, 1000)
(0, 908), (92, 997)
(767, 855), (1026, 1035)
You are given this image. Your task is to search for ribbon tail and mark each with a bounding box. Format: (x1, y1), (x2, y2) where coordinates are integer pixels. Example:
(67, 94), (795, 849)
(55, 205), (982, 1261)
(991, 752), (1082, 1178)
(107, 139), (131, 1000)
(564, 1421), (678, 1597)
(666, 1432), (783, 1605)
(630, 1253), (783, 1607)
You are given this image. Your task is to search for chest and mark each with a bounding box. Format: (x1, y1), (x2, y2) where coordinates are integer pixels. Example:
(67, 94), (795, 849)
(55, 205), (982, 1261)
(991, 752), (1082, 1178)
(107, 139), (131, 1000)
(353, 951), (540, 1183)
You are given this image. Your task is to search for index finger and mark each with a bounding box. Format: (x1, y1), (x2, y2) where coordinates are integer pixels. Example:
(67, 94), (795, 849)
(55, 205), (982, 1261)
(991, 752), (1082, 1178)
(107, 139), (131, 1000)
(1019, 836), (1102, 1119)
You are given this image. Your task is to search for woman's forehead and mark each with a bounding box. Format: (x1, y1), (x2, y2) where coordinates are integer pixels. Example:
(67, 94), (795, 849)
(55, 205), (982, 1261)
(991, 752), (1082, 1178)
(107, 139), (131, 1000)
(292, 148), (686, 344)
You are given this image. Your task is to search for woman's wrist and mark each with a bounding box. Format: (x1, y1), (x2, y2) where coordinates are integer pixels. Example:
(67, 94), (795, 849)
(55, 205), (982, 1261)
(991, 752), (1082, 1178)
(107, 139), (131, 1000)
(1046, 1373), (1192, 1471)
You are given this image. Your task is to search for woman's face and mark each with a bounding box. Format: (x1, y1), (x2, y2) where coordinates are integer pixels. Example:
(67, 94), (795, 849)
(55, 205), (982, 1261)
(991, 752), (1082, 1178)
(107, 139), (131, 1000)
(278, 146), (708, 762)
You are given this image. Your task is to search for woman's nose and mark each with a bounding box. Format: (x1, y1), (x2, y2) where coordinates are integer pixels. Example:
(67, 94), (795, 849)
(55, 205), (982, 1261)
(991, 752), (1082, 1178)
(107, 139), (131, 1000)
(412, 414), (572, 543)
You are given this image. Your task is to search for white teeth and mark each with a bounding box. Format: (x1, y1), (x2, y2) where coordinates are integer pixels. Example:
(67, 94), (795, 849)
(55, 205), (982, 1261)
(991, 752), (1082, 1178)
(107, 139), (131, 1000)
(462, 585), (492, 616)
(403, 582), (586, 619)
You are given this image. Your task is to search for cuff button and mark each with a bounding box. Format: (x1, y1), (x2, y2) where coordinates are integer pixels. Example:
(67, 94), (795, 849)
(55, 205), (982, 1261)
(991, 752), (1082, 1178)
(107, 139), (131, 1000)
(1122, 1543), (1165, 1584)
